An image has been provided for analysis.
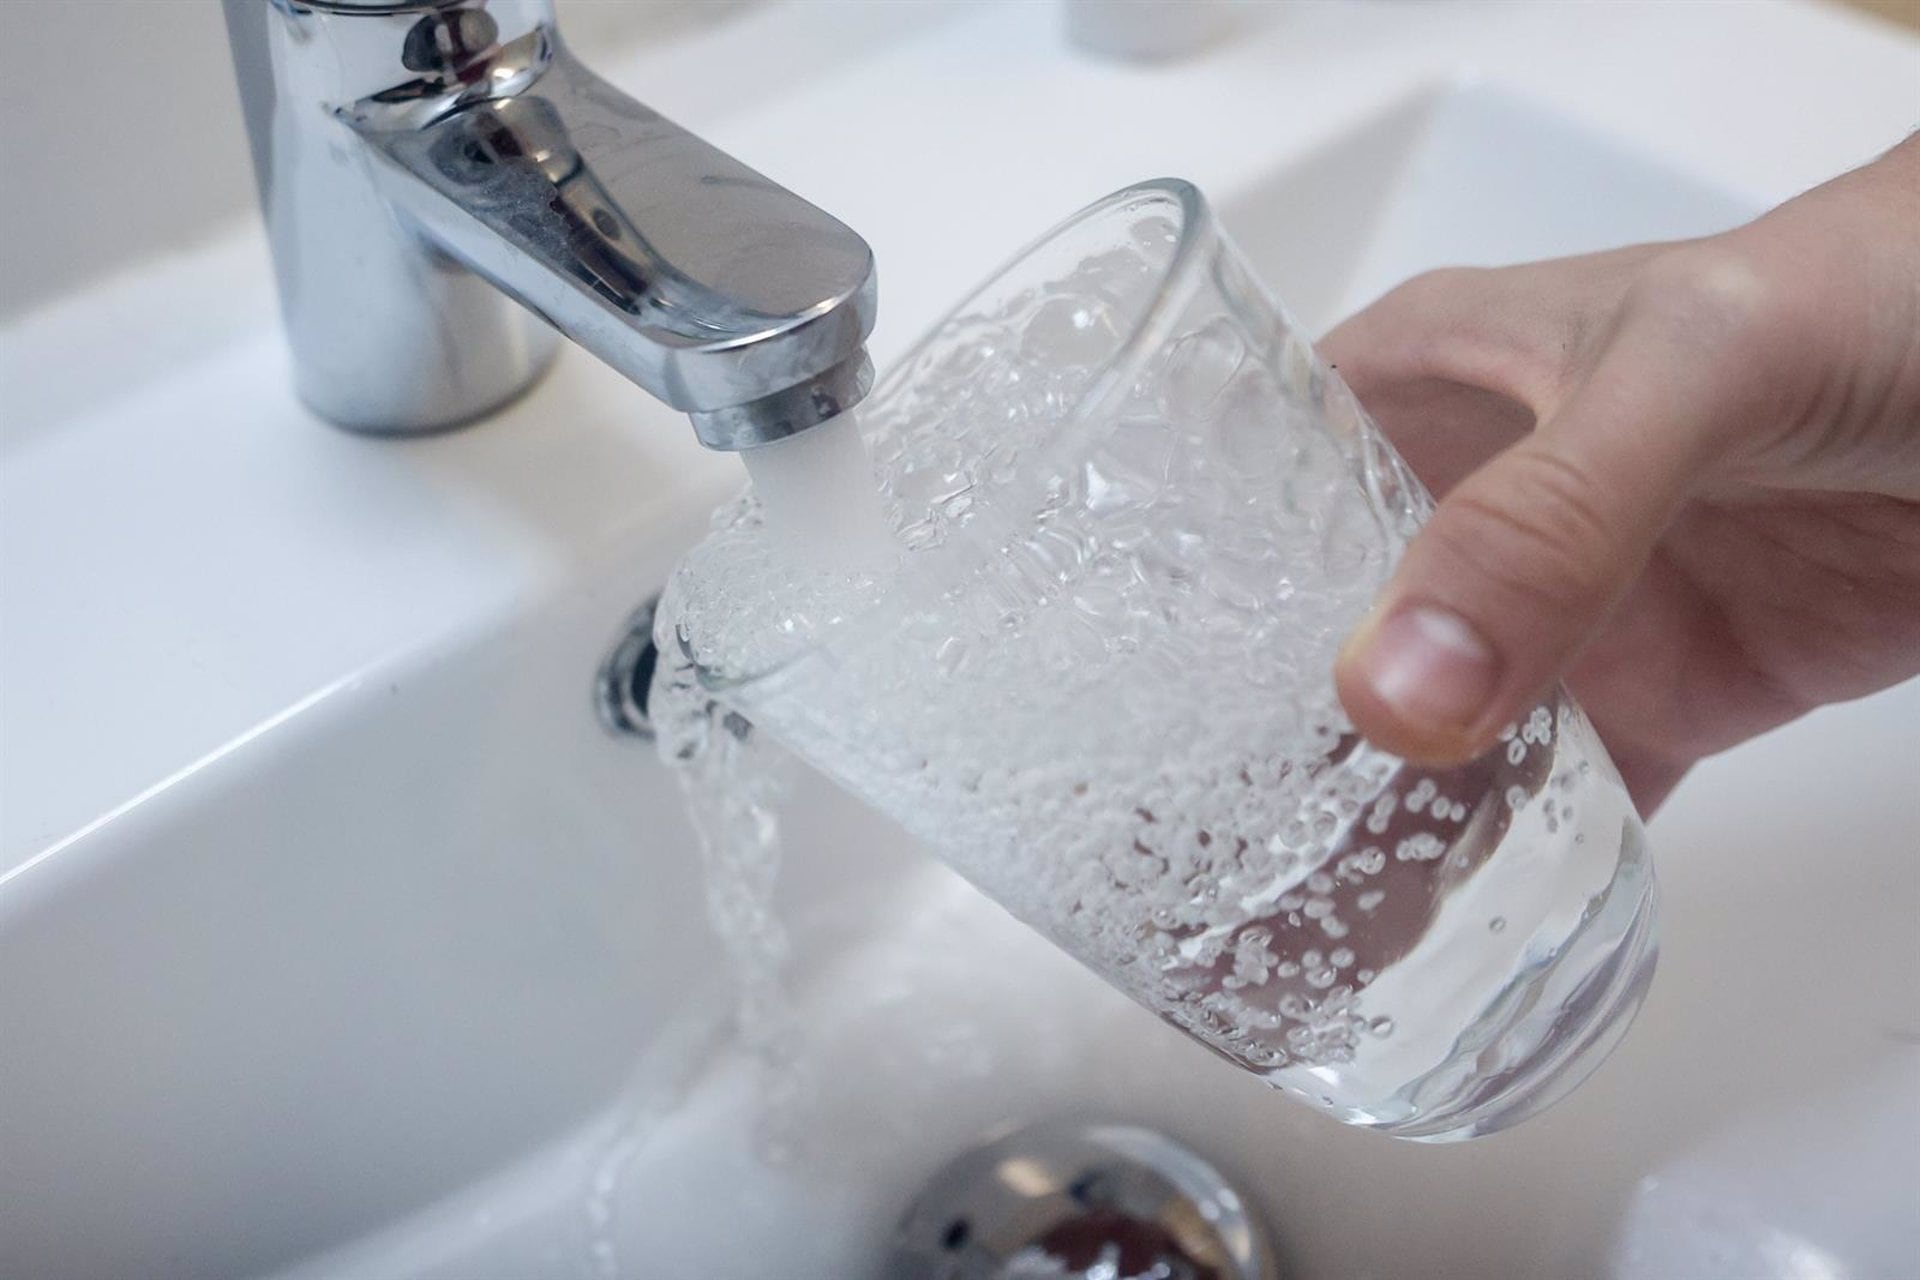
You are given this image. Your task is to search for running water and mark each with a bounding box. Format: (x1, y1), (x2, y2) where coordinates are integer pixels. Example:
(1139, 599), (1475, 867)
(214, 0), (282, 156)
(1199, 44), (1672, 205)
(579, 417), (895, 1274)
(649, 650), (810, 1161)
(737, 408), (896, 575)
(637, 407), (898, 1179)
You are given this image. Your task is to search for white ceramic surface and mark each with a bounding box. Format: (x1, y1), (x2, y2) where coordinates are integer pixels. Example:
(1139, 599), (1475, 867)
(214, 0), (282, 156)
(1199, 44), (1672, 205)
(3, 3), (1916, 1278)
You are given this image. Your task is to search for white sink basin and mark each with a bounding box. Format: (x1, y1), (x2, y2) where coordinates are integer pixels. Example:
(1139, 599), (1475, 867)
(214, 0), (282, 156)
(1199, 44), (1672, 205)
(3, 3), (1916, 1278)
(1222, 81), (1756, 330)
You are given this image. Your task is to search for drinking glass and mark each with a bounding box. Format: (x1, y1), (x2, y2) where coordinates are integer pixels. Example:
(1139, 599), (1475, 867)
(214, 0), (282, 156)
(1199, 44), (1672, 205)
(664, 180), (1658, 1140)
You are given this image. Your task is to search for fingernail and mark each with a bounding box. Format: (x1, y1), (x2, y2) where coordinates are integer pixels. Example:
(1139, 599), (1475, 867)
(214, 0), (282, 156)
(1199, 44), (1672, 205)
(1353, 606), (1500, 734)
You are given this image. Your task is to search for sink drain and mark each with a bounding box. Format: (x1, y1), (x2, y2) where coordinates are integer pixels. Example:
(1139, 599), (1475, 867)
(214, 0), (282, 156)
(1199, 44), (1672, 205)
(890, 1121), (1282, 1280)
(595, 596), (661, 740)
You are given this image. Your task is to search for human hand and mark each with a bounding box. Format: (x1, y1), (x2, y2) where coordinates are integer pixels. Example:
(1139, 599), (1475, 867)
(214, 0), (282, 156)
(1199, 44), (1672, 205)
(1324, 135), (1920, 813)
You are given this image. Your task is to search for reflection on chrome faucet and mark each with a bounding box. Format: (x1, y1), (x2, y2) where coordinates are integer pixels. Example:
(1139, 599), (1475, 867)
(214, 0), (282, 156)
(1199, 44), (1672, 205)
(224, 0), (876, 448)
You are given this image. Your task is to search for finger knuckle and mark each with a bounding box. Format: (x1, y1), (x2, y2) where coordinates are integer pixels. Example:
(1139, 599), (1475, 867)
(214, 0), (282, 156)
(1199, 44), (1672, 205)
(1628, 246), (1788, 360)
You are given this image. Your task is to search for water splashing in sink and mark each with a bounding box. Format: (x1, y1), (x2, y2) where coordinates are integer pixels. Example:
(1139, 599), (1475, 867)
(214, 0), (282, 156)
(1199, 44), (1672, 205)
(582, 413), (894, 1273)
(649, 655), (807, 1162)
(643, 408), (900, 1165)
(578, 641), (813, 1278)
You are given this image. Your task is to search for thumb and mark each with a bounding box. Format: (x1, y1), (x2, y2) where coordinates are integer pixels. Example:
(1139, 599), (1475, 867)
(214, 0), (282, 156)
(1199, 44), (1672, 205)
(1335, 355), (1711, 764)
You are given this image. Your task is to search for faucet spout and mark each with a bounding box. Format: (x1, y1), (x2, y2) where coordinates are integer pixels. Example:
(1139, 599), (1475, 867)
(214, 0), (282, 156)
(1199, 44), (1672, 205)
(224, 0), (877, 448)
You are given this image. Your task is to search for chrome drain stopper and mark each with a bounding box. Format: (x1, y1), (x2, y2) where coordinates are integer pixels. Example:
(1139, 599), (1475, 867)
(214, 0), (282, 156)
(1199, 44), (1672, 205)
(889, 1121), (1281, 1280)
(595, 596), (661, 740)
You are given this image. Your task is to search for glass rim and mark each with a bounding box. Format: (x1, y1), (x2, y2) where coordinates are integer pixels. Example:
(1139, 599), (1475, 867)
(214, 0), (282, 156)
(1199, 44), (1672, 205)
(697, 176), (1218, 696)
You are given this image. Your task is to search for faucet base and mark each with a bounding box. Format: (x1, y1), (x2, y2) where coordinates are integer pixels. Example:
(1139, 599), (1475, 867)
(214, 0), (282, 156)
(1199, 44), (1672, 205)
(294, 324), (562, 439)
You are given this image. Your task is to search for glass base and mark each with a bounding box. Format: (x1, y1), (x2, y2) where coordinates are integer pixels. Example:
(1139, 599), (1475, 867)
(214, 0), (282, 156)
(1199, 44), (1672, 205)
(1354, 836), (1660, 1143)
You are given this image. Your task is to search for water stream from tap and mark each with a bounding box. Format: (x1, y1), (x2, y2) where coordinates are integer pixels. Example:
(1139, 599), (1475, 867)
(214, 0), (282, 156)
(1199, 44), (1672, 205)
(662, 409), (897, 1151)
(651, 657), (807, 1158)
(652, 409), (896, 1154)
(738, 408), (896, 575)
(583, 410), (898, 1274)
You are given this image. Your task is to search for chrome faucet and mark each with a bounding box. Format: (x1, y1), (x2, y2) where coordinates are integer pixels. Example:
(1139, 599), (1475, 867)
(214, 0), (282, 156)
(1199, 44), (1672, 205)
(223, 0), (877, 449)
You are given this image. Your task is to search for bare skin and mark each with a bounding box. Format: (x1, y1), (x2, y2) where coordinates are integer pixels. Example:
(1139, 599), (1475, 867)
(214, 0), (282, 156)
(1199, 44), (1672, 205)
(1324, 133), (1920, 814)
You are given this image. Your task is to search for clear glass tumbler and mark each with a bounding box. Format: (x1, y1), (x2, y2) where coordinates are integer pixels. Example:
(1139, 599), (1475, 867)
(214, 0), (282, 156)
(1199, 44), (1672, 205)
(664, 179), (1658, 1140)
